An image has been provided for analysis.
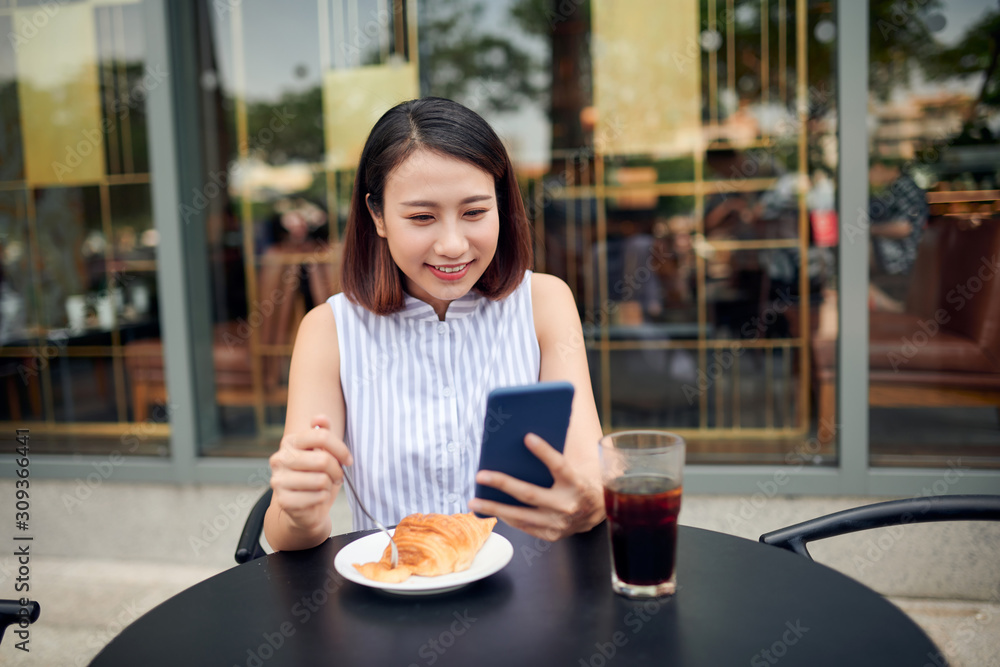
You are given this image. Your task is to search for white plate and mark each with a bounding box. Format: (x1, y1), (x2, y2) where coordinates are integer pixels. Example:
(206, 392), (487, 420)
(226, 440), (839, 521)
(334, 531), (513, 595)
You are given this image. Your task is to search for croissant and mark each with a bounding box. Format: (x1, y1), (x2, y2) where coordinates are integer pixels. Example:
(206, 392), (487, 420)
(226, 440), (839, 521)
(354, 512), (497, 583)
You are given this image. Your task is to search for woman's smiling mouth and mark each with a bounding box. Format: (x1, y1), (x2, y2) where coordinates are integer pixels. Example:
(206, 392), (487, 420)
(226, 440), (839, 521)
(427, 262), (472, 280)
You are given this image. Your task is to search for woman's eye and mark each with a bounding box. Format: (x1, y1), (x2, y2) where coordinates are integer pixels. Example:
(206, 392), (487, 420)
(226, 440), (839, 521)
(409, 215), (434, 222)
(465, 209), (487, 217)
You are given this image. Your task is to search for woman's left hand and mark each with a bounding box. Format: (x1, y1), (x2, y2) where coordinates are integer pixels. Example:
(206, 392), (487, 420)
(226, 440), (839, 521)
(468, 433), (605, 542)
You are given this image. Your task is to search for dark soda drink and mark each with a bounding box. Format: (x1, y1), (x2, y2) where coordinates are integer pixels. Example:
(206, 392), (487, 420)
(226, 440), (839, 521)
(604, 474), (682, 587)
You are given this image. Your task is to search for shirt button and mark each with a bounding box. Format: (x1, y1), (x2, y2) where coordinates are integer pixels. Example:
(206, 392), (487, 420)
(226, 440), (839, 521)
(447, 441), (458, 453)
(447, 493), (459, 504)
(437, 323), (447, 334)
(442, 387), (453, 397)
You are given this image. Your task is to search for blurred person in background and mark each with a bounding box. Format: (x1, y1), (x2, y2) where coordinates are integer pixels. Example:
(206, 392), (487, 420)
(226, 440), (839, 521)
(867, 158), (929, 313)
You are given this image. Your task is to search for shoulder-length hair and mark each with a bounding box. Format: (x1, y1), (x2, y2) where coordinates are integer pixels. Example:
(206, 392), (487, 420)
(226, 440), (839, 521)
(340, 97), (533, 314)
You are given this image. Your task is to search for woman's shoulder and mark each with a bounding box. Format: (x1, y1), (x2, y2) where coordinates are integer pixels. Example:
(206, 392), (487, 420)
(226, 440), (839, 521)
(529, 271), (573, 304)
(295, 301), (338, 352)
(303, 298), (337, 323)
(529, 272), (577, 342)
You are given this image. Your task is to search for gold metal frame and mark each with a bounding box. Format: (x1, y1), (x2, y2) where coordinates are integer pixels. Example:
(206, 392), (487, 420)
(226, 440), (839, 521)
(1, 1), (151, 437)
(538, 0), (812, 439)
(227, 0), (418, 432)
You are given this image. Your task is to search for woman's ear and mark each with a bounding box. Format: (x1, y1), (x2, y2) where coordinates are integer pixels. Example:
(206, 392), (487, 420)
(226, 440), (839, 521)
(366, 193), (387, 238)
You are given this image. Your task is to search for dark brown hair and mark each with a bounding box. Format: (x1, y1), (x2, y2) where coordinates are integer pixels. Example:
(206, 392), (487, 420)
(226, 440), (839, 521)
(340, 97), (533, 314)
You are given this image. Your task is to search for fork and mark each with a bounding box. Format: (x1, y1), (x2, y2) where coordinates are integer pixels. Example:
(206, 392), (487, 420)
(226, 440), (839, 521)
(313, 425), (398, 567)
(313, 426), (399, 568)
(340, 467), (399, 568)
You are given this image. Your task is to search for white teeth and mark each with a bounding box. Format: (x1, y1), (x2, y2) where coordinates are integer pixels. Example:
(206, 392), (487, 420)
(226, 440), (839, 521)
(434, 263), (468, 273)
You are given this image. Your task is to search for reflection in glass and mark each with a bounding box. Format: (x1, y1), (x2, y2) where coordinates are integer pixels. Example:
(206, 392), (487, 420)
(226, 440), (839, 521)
(867, 0), (1000, 468)
(190, 0), (840, 463)
(0, 14), (25, 182)
(0, 0), (167, 454)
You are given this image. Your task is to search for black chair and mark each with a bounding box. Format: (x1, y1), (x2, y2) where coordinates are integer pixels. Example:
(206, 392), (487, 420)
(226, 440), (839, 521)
(0, 599), (40, 646)
(760, 494), (1000, 560)
(235, 488), (273, 564)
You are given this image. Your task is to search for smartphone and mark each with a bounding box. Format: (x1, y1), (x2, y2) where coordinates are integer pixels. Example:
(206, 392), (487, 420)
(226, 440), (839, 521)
(473, 381), (575, 516)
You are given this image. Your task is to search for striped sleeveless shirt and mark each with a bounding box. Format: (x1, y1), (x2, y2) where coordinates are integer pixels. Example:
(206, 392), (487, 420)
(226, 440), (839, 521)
(328, 270), (541, 531)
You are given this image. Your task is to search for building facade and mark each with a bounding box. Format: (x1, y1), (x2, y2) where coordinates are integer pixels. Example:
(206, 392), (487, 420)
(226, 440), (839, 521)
(1, 0), (998, 494)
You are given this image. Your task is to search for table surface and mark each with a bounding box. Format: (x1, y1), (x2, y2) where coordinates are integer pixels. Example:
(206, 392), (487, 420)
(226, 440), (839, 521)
(91, 524), (944, 666)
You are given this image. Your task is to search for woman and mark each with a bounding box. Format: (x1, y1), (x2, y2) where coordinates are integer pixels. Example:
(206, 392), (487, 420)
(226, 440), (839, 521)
(265, 98), (604, 552)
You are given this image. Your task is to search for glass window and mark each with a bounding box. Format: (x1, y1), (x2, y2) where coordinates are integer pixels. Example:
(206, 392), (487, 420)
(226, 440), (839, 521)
(531, 0), (839, 464)
(190, 0), (840, 464)
(867, 0), (1000, 469)
(0, 0), (168, 456)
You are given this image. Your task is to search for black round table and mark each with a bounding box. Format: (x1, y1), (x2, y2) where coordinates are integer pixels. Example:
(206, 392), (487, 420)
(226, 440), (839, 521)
(91, 524), (944, 666)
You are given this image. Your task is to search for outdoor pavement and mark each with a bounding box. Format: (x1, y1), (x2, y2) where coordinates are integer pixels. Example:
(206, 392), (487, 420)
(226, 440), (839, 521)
(1, 487), (997, 666)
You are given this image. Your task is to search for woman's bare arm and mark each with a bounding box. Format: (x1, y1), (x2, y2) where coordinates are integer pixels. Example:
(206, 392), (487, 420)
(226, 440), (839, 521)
(264, 304), (352, 551)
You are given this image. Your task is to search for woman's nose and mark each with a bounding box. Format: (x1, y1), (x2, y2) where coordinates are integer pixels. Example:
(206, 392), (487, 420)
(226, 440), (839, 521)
(433, 222), (469, 257)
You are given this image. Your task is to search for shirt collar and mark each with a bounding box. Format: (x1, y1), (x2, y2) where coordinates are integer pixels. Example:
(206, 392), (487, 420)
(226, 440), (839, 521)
(400, 290), (485, 322)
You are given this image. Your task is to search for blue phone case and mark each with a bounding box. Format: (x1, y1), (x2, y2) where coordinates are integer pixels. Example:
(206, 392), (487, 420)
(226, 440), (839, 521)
(473, 381), (575, 516)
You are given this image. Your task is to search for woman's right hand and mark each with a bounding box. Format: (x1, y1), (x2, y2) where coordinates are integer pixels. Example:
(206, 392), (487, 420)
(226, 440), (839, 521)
(268, 414), (353, 538)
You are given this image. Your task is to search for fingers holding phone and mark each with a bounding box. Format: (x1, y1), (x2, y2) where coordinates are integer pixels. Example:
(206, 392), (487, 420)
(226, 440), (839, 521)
(473, 382), (573, 512)
(471, 433), (603, 541)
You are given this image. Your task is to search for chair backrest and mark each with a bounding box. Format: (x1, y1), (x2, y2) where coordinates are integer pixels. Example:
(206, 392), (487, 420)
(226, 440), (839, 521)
(255, 262), (301, 345)
(0, 599), (40, 646)
(235, 488), (273, 564)
(253, 260), (307, 390)
(255, 245), (339, 348)
(760, 495), (1000, 560)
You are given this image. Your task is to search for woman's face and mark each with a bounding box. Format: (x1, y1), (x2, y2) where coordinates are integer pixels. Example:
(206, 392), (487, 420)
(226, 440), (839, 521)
(368, 148), (500, 320)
